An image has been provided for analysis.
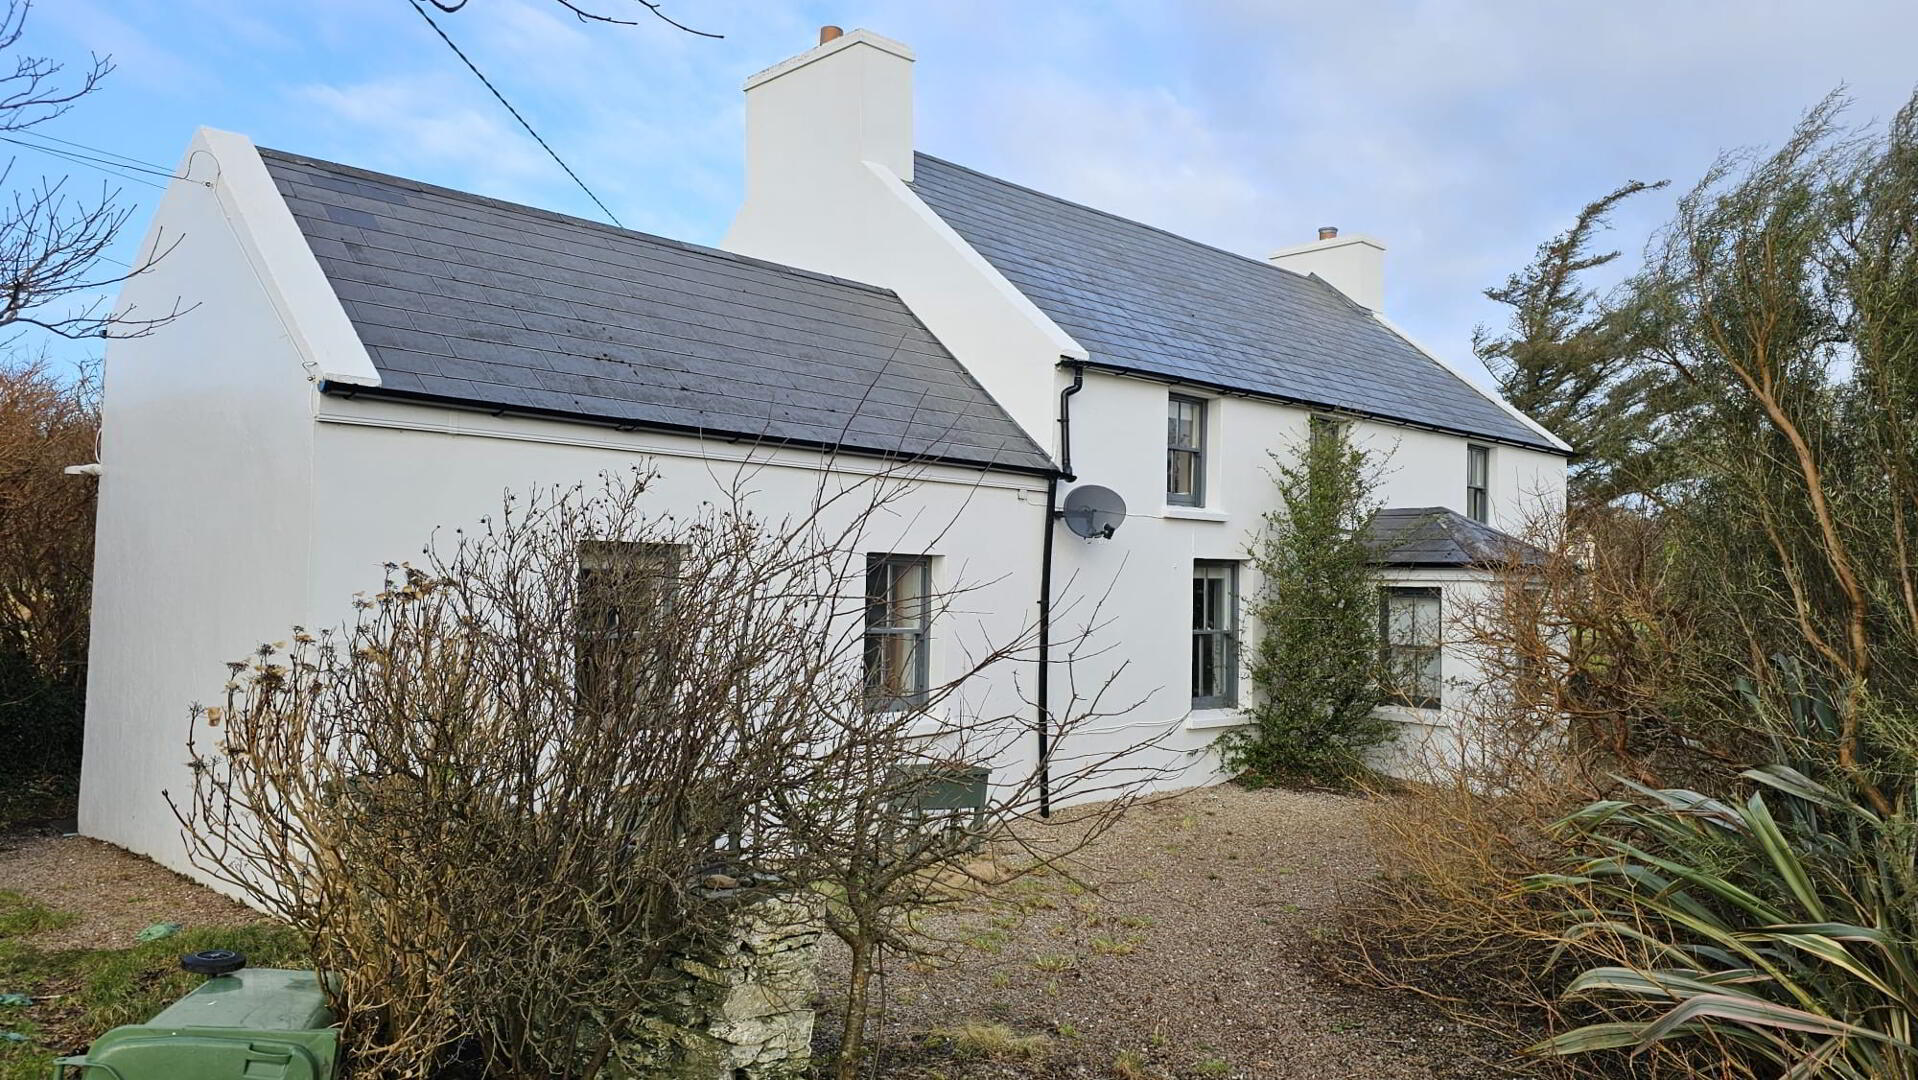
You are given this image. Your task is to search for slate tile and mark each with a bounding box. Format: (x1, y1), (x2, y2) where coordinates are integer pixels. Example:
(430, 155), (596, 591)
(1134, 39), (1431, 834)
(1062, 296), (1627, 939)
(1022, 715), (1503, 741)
(263, 149), (1056, 473)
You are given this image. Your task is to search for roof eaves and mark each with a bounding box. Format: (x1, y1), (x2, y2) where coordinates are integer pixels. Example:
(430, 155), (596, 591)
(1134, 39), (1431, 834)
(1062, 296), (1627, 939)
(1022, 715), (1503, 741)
(1067, 359), (1570, 456)
(318, 380), (1062, 478)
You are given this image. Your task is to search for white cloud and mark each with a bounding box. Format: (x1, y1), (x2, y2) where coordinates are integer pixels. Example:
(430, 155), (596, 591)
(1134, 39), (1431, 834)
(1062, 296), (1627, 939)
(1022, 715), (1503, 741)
(296, 76), (555, 200)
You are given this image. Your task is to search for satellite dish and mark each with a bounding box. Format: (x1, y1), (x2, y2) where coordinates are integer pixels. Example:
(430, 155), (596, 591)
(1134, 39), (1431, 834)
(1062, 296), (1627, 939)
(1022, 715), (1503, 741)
(1059, 485), (1127, 540)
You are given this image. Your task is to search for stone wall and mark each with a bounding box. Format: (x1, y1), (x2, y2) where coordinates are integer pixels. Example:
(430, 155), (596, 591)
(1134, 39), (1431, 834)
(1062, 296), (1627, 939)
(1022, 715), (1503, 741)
(616, 897), (822, 1079)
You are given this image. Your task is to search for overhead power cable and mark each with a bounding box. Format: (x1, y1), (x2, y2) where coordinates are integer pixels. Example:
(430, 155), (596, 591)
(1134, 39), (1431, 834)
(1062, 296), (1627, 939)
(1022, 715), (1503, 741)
(19, 130), (176, 174)
(404, 0), (624, 227)
(0, 134), (172, 191)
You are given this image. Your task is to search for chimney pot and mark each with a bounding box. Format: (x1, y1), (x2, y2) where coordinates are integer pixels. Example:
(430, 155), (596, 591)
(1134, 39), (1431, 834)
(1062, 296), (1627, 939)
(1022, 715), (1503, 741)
(1318, 226), (1338, 240)
(819, 25), (843, 44)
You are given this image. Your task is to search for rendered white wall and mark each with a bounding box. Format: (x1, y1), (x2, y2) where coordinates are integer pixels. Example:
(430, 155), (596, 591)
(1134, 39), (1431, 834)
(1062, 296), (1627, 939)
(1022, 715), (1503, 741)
(80, 131), (336, 872)
(304, 396), (1051, 789)
(1041, 369), (1565, 784)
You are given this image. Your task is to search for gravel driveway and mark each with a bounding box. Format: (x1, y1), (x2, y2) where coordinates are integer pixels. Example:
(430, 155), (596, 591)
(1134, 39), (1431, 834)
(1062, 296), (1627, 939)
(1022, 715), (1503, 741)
(1, 787), (1520, 1079)
(814, 784), (1521, 1079)
(0, 827), (262, 950)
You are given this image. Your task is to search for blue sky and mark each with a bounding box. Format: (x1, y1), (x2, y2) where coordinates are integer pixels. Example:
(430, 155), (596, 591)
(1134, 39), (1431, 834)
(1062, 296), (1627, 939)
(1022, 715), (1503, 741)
(26, 0), (1918, 383)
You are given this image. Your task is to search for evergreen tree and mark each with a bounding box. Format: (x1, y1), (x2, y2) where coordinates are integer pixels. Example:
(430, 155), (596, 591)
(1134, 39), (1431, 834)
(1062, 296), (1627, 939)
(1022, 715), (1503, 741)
(1475, 180), (1689, 506)
(1226, 421), (1390, 785)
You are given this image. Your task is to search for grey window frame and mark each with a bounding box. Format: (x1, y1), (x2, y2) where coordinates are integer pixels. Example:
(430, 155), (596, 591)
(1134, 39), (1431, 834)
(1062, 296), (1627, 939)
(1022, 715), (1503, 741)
(1380, 586), (1443, 710)
(865, 554), (932, 712)
(1167, 394), (1207, 507)
(1466, 443), (1491, 523)
(1309, 413), (1343, 452)
(1191, 560), (1240, 708)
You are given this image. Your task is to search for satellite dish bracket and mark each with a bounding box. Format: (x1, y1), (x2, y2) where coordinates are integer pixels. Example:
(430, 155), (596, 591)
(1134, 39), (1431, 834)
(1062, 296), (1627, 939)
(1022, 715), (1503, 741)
(1057, 484), (1128, 540)
(1052, 508), (1116, 539)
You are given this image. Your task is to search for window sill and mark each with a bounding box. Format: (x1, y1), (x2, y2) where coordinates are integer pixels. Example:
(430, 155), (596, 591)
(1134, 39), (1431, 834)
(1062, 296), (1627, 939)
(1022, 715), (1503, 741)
(1185, 708), (1248, 731)
(1375, 704), (1447, 727)
(1162, 506), (1230, 523)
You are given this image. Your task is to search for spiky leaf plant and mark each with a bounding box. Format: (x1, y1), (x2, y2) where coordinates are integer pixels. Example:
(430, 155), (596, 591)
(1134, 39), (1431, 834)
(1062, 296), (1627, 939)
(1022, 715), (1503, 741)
(1529, 765), (1918, 1078)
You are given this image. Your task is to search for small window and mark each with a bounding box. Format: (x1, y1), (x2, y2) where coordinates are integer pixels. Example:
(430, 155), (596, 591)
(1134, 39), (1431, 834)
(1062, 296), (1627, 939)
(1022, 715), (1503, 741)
(1466, 444), (1491, 523)
(1381, 586), (1442, 709)
(576, 540), (683, 708)
(1191, 560), (1239, 708)
(1309, 414), (1343, 452)
(866, 555), (931, 711)
(1167, 395), (1206, 506)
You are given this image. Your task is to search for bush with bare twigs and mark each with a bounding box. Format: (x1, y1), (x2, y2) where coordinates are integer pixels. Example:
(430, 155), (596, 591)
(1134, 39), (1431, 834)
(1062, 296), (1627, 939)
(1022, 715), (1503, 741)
(0, 354), (96, 823)
(174, 468), (1155, 1079)
(1341, 89), (1918, 1080)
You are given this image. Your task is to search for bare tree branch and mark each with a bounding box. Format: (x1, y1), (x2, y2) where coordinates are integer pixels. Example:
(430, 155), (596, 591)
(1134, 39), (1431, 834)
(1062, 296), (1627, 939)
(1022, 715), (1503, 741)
(421, 0), (723, 38)
(0, 2), (190, 341)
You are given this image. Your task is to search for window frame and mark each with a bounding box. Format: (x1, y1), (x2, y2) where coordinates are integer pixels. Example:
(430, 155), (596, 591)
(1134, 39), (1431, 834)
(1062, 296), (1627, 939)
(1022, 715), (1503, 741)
(865, 554), (933, 713)
(575, 540), (685, 710)
(1466, 443), (1491, 523)
(1191, 559), (1240, 709)
(1380, 585), (1443, 710)
(1308, 413), (1344, 452)
(1166, 394), (1208, 507)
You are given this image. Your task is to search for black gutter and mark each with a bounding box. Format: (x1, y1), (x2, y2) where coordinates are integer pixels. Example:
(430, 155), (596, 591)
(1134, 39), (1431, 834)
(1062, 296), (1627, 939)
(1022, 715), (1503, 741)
(1061, 359), (1573, 458)
(317, 380), (1063, 479)
(1035, 361), (1085, 819)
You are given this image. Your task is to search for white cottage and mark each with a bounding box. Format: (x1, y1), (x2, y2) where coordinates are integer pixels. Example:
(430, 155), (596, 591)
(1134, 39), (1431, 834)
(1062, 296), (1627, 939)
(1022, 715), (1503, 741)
(79, 28), (1568, 875)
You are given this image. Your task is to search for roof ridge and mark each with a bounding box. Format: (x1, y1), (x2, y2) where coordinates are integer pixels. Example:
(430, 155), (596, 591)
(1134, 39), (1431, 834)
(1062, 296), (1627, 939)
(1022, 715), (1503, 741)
(258, 147), (901, 298)
(913, 152), (1334, 291)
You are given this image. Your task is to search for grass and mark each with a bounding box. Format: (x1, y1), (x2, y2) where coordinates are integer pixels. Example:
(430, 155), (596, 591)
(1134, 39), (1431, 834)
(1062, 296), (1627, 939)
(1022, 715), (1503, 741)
(925, 1021), (1051, 1063)
(0, 894), (73, 940)
(0, 890), (307, 1080)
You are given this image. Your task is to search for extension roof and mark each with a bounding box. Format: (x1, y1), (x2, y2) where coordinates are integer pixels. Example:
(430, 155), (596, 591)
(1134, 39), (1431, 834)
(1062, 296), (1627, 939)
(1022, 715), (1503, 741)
(259, 149), (1056, 475)
(1364, 507), (1547, 568)
(908, 154), (1564, 454)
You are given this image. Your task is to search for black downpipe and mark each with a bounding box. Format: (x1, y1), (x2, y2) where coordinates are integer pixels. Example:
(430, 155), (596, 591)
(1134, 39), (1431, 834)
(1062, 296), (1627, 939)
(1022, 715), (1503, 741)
(1036, 361), (1085, 818)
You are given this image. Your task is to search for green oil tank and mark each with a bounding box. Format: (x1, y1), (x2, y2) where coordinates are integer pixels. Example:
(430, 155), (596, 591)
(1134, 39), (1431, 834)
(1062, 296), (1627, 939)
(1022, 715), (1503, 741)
(53, 950), (339, 1079)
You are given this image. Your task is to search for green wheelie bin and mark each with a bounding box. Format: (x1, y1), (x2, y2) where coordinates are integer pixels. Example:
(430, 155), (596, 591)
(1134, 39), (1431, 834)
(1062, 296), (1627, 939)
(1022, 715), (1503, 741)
(52, 950), (339, 1079)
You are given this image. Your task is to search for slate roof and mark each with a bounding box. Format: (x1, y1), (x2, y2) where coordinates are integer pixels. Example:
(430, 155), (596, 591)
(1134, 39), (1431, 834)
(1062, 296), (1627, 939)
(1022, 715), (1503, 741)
(908, 154), (1565, 454)
(1364, 507), (1547, 568)
(258, 149), (1056, 475)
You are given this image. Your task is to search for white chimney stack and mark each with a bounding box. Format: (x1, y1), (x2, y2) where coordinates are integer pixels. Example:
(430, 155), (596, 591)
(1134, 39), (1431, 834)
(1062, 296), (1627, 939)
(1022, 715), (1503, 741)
(739, 27), (916, 207)
(1268, 228), (1386, 311)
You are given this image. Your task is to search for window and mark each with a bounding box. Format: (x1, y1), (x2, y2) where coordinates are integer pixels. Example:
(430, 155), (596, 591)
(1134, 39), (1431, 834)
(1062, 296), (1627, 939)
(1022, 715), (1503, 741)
(1191, 560), (1239, 708)
(866, 555), (931, 711)
(1381, 586), (1442, 709)
(1309, 414), (1343, 452)
(1466, 444), (1491, 523)
(1167, 395), (1206, 506)
(576, 541), (683, 708)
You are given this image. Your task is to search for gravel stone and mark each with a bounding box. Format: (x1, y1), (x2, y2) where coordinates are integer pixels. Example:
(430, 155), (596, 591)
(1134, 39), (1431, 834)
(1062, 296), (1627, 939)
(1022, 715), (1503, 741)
(813, 784), (1525, 1078)
(0, 831), (262, 951)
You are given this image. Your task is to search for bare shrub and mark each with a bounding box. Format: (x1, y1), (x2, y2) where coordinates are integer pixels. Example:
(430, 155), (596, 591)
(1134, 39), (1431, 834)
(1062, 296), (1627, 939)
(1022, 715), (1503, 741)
(780, 580), (1159, 1079)
(0, 353), (96, 822)
(1336, 509), (1744, 1077)
(175, 467), (1157, 1079)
